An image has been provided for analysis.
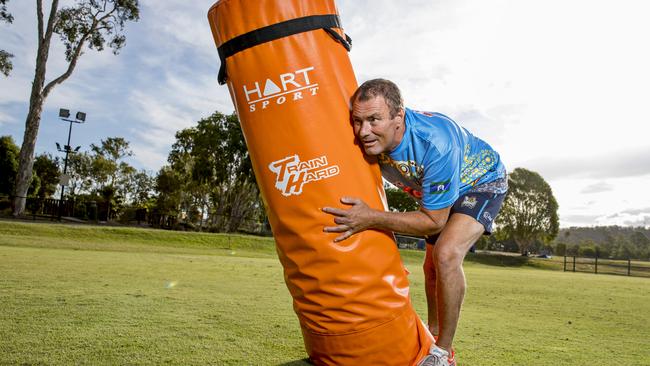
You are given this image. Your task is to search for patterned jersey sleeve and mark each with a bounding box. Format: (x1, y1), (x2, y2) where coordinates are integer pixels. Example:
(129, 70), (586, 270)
(421, 143), (461, 210)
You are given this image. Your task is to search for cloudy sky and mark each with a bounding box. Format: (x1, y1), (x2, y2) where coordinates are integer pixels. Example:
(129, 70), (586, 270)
(1, 0), (649, 228)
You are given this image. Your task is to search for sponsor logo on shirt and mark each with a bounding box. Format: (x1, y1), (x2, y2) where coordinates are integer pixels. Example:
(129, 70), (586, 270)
(429, 180), (451, 195)
(461, 196), (478, 209)
(243, 66), (319, 113)
(268, 154), (339, 196)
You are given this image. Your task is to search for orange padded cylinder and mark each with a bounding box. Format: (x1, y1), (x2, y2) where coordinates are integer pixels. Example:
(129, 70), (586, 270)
(208, 1), (432, 364)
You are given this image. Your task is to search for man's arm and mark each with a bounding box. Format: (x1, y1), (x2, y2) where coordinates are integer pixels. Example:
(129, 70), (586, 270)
(322, 197), (451, 242)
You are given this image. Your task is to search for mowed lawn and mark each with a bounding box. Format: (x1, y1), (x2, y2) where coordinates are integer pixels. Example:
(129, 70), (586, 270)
(1, 221), (649, 365)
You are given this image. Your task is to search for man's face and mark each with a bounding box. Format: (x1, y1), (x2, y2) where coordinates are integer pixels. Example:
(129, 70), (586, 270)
(352, 95), (404, 156)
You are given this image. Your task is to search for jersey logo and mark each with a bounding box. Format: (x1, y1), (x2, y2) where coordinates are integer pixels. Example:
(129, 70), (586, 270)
(429, 180), (451, 194)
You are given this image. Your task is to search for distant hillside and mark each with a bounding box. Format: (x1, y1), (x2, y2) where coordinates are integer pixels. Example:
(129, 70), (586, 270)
(555, 226), (650, 245)
(551, 226), (650, 260)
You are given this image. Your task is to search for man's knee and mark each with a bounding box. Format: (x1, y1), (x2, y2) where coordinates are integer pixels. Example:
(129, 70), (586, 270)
(433, 243), (465, 272)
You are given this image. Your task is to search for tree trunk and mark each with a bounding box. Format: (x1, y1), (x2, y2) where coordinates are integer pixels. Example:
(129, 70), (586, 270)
(13, 100), (46, 215)
(13, 61), (49, 216)
(12, 0), (58, 216)
(517, 238), (531, 256)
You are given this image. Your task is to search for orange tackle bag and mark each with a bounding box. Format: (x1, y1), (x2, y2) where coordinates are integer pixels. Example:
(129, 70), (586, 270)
(207, 0), (433, 364)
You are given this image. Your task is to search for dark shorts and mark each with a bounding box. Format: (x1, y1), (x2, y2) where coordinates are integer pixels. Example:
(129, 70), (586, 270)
(425, 190), (507, 244)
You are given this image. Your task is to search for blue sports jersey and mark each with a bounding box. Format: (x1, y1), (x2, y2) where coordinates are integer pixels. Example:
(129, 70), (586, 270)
(379, 108), (506, 210)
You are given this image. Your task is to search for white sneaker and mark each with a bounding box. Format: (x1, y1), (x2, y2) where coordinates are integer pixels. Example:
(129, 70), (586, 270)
(417, 345), (456, 366)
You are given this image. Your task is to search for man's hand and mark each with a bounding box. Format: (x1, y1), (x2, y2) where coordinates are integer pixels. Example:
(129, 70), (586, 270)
(322, 197), (377, 242)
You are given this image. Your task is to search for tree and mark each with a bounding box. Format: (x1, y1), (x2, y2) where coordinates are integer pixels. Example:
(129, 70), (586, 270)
(578, 240), (596, 258)
(630, 231), (649, 248)
(30, 153), (60, 198)
(70, 137), (148, 218)
(0, 135), (19, 195)
(154, 166), (182, 216)
(42, 136), (153, 220)
(194, 112), (259, 232)
(0, 137), (57, 204)
(0, 0), (11, 23)
(90, 137), (133, 189)
(385, 186), (418, 212)
(125, 169), (154, 206)
(12, 0), (139, 216)
(0, 0), (14, 76)
(612, 239), (634, 260)
(551, 226), (650, 259)
(475, 234), (497, 251)
(165, 127), (209, 228)
(65, 151), (93, 196)
(566, 243), (580, 256)
(496, 168), (559, 255)
(0, 50), (12, 76)
(160, 111), (263, 232)
(594, 244), (610, 259)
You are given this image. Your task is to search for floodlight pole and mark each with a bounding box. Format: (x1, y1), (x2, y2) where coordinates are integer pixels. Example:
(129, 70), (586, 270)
(56, 109), (86, 221)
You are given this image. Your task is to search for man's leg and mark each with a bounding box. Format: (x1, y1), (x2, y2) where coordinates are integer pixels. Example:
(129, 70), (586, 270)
(432, 213), (484, 352)
(423, 242), (438, 335)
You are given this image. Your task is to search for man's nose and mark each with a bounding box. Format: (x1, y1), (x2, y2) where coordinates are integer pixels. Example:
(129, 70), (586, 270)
(357, 121), (371, 138)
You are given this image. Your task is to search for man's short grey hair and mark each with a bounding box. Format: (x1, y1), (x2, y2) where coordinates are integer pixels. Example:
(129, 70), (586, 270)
(352, 78), (404, 118)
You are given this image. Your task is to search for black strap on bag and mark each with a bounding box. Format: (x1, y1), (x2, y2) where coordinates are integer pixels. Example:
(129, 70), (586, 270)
(217, 14), (352, 85)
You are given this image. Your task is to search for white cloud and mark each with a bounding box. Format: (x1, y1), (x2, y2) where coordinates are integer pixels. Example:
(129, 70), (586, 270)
(561, 214), (606, 228)
(124, 67), (234, 169)
(522, 147), (650, 180)
(581, 182), (614, 194)
(130, 142), (170, 171)
(0, 109), (16, 126)
(139, 1), (216, 57)
(602, 212), (650, 228)
(552, 174), (650, 227)
(129, 90), (194, 141)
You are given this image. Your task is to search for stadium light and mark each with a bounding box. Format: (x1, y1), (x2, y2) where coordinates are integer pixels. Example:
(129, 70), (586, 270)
(55, 108), (88, 220)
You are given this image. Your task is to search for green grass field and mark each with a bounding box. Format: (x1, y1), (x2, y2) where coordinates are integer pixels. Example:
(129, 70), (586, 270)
(1, 220), (649, 365)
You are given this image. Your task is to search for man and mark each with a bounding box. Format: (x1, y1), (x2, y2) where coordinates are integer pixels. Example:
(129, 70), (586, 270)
(323, 79), (507, 366)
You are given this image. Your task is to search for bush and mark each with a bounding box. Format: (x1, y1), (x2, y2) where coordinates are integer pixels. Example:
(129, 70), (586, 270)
(0, 196), (11, 211)
(173, 221), (196, 231)
(73, 201), (88, 220)
(579, 246), (597, 258)
(118, 207), (138, 224)
(206, 225), (222, 233)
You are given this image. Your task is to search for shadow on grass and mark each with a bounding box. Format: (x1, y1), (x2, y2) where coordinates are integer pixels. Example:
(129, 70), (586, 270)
(465, 252), (530, 267)
(277, 358), (311, 365)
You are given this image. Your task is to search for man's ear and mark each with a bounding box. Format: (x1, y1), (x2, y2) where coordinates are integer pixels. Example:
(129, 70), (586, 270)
(396, 108), (405, 129)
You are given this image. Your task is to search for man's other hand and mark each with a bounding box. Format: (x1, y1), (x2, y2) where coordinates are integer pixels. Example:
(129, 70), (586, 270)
(322, 197), (376, 242)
